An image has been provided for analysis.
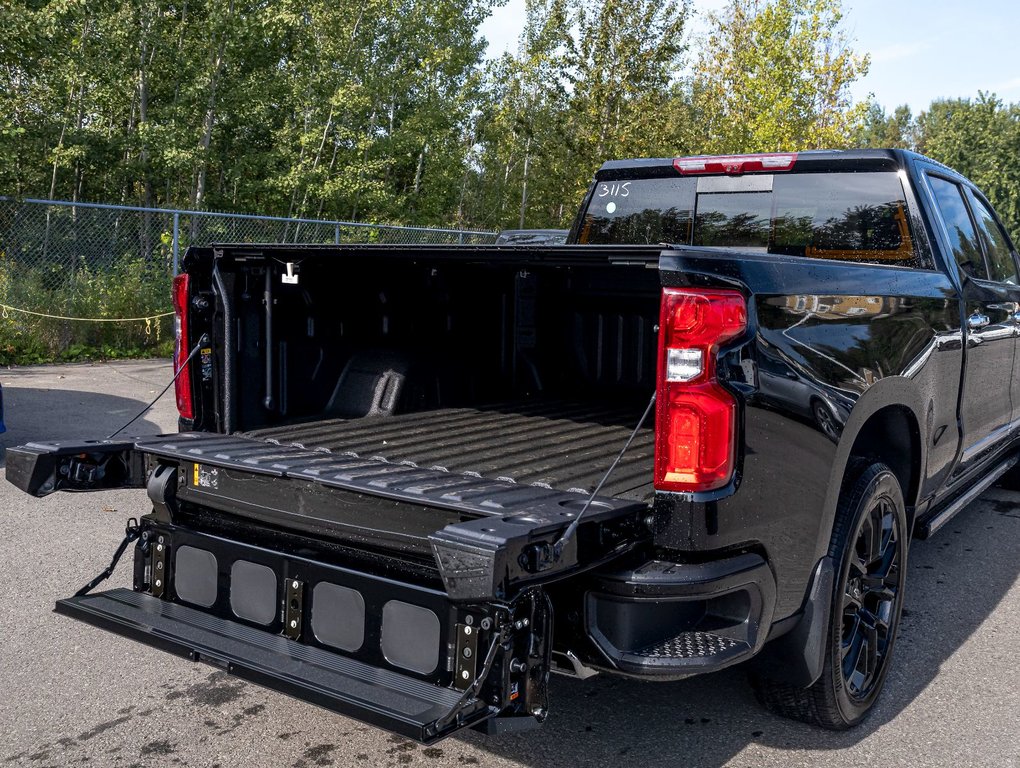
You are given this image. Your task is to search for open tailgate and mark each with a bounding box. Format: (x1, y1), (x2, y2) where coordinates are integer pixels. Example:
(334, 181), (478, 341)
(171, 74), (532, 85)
(6, 432), (649, 742)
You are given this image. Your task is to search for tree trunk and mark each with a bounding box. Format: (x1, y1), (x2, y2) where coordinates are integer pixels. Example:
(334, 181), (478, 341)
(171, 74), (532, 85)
(137, 3), (154, 262)
(518, 136), (532, 229)
(192, 0), (234, 218)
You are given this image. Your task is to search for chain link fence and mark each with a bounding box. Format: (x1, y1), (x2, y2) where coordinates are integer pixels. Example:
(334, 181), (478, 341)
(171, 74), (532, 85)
(0, 197), (496, 363)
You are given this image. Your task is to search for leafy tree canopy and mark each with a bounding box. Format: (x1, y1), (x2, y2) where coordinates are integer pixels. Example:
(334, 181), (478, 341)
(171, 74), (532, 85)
(5, 0), (1017, 239)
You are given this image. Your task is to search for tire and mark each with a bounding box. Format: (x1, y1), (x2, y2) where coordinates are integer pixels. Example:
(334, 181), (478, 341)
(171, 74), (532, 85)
(752, 462), (909, 729)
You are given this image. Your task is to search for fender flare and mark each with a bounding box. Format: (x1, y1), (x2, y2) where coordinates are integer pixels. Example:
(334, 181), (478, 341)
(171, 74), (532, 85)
(814, 375), (928, 564)
(758, 376), (928, 686)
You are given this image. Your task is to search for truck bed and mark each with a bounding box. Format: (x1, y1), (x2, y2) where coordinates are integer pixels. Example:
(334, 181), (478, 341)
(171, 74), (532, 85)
(242, 399), (654, 502)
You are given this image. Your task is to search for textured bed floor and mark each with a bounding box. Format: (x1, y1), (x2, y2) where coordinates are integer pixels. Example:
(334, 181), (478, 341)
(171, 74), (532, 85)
(244, 399), (654, 502)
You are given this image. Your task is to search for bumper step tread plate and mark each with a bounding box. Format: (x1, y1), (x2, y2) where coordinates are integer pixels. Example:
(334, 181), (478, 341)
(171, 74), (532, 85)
(633, 631), (745, 660)
(55, 588), (487, 743)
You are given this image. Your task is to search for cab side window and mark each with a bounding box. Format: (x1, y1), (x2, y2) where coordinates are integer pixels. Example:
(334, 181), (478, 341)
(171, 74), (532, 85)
(928, 176), (988, 280)
(965, 188), (1018, 284)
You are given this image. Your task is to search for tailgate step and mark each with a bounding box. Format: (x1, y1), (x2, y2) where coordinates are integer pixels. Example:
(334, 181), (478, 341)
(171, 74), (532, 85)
(56, 588), (488, 743)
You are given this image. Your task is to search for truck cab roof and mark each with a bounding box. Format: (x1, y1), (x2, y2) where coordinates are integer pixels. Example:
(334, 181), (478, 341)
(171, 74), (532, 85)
(595, 148), (926, 179)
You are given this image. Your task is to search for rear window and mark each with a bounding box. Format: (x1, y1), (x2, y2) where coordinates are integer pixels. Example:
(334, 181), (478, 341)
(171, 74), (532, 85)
(578, 171), (921, 267)
(579, 178), (695, 245)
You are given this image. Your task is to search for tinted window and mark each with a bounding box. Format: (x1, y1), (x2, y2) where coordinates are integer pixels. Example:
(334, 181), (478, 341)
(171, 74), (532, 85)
(495, 230), (569, 245)
(691, 173), (914, 262)
(579, 170), (919, 267)
(769, 173), (913, 262)
(928, 176), (987, 280)
(965, 188), (1017, 284)
(695, 192), (772, 249)
(579, 178), (695, 244)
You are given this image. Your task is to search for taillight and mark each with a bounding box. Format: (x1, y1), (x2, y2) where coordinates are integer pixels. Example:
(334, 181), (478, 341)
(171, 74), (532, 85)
(673, 153), (797, 175)
(655, 288), (746, 493)
(172, 273), (194, 420)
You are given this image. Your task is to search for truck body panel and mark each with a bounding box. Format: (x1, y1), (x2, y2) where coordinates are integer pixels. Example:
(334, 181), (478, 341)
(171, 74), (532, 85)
(10, 148), (1020, 739)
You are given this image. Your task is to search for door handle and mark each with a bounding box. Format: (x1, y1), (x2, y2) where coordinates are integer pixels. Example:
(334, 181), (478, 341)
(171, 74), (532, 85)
(967, 312), (990, 330)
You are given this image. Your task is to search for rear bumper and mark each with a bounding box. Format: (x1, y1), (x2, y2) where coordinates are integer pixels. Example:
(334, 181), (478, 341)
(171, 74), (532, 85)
(565, 551), (777, 680)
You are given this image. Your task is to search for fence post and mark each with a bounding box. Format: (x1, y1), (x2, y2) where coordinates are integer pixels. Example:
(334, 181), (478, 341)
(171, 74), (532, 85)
(334, 222), (340, 245)
(172, 212), (180, 275)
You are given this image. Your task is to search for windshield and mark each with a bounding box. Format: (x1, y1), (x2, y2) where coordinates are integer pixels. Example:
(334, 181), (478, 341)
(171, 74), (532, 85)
(577, 171), (919, 267)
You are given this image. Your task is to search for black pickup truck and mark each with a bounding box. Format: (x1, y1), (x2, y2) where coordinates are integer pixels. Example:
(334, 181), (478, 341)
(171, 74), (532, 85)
(9, 149), (1020, 741)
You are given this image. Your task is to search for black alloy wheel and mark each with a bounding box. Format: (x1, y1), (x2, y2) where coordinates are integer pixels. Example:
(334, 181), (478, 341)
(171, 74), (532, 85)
(752, 462), (909, 729)
(839, 488), (903, 702)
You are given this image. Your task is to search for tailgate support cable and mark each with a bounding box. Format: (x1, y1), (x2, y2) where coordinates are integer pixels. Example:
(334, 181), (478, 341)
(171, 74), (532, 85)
(551, 391), (656, 561)
(107, 335), (210, 438)
(73, 518), (141, 597)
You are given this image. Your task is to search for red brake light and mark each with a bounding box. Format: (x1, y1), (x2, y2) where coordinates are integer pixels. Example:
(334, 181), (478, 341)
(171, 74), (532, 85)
(655, 288), (746, 493)
(673, 153), (797, 176)
(172, 273), (194, 420)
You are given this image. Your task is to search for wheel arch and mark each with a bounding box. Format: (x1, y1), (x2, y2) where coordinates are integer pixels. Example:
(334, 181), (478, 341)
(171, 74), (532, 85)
(753, 378), (925, 688)
(821, 377), (927, 554)
(844, 405), (922, 520)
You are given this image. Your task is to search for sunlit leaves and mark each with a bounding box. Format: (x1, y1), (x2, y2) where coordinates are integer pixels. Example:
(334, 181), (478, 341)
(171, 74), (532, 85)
(692, 0), (870, 153)
(1, 0), (882, 231)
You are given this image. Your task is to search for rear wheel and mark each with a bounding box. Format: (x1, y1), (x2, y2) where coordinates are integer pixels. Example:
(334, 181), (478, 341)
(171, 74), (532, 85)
(753, 462), (908, 728)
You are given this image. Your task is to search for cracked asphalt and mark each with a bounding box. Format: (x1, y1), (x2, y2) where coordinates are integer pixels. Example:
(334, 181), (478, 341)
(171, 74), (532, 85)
(1, 360), (1017, 768)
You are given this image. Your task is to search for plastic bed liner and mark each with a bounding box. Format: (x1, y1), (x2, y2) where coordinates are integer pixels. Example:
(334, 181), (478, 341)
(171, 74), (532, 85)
(242, 399), (655, 502)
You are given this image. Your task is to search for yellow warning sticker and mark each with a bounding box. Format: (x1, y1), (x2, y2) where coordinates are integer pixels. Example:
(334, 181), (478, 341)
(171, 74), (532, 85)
(192, 463), (220, 489)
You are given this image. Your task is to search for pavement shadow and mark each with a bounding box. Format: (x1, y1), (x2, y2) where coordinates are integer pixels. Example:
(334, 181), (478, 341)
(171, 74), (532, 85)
(0, 384), (164, 469)
(460, 494), (1020, 767)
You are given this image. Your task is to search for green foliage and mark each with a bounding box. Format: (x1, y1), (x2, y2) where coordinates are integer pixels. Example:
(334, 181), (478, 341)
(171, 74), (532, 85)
(0, 257), (173, 365)
(692, 0), (870, 153)
(29, 0), (1020, 361)
(915, 95), (1020, 244)
(467, 0), (693, 229)
(0, 0), (874, 235)
(856, 103), (915, 149)
(856, 93), (1020, 246)
(0, 0), (492, 225)
(8, 0), (1020, 371)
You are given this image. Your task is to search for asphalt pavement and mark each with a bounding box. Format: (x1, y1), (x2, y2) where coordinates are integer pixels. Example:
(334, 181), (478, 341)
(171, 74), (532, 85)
(0, 360), (1017, 768)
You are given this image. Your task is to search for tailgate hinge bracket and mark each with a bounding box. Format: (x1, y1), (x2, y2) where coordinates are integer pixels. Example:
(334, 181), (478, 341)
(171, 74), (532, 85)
(284, 578), (304, 640)
(150, 535), (169, 598)
(453, 622), (480, 691)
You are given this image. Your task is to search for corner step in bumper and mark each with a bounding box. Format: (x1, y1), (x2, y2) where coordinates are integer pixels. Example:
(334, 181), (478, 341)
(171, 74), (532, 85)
(55, 588), (488, 743)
